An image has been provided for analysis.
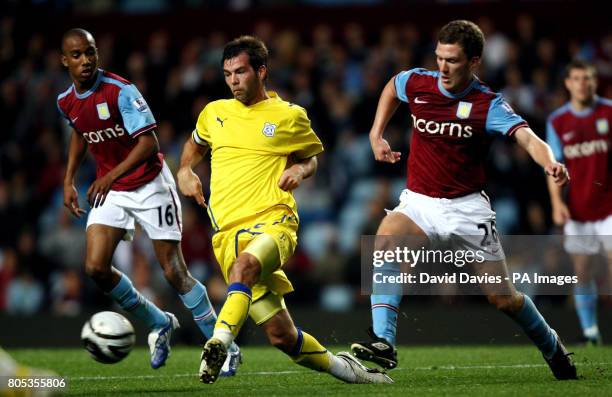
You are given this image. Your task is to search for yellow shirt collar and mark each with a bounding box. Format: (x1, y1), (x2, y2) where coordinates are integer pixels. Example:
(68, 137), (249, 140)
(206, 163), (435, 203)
(236, 91), (281, 108)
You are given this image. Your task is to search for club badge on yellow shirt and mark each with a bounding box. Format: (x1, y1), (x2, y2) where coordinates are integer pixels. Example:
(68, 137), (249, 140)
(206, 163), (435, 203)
(262, 122), (277, 137)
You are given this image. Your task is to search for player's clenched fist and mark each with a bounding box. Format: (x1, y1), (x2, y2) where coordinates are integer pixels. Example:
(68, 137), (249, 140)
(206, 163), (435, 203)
(278, 164), (305, 191)
(370, 136), (401, 163)
(545, 162), (570, 187)
(177, 167), (207, 208)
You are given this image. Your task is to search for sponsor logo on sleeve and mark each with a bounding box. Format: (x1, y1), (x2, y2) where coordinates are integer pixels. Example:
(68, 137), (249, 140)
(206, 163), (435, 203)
(501, 101), (514, 113)
(96, 102), (110, 120)
(132, 97), (149, 112)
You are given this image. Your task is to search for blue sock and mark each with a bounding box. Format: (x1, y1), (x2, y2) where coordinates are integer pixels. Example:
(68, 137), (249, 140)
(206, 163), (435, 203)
(370, 260), (403, 346)
(371, 294), (402, 346)
(574, 281), (598, 338)
(109, 273), (169, 330)
(179, 280), (239, 353)
(512, 295), (558, 358)
(180, 281), (217, 339)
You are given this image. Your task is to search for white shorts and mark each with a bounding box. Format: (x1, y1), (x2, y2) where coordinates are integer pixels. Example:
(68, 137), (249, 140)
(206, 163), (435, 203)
(86, 162), (182, 241)
(564, 215), (612, 255)
(390, 189), (505, 261)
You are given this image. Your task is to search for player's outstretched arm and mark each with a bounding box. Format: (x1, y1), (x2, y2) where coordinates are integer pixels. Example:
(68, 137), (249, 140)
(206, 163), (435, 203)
(86, 132), (159, 208)
(177, 137), (209, 208)
(514, 127), (570, 187)
(369, 77), (401, 163)
(278, 155), (317, 191)
(63, 129), (88, 218)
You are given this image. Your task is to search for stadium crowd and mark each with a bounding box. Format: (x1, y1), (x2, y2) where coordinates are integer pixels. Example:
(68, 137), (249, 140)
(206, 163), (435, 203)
(1, 9), (611, 316)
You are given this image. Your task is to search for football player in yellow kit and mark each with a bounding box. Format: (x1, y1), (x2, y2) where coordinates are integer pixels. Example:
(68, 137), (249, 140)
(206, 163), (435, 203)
(177, 35), (392, 385)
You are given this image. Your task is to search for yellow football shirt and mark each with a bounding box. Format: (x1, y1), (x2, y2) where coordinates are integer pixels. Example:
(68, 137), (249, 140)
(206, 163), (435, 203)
(192, 92), (324, 232)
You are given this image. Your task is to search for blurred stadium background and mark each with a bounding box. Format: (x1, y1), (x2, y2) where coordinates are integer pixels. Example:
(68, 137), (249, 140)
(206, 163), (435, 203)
(0, 0), (610, 347)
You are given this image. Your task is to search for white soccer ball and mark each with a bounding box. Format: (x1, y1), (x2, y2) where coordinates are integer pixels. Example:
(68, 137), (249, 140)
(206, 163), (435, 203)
(81, 311), (135, 364)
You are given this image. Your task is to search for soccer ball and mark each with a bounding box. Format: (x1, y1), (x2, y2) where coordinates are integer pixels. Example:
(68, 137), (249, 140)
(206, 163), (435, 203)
(81, 311), (135, 364)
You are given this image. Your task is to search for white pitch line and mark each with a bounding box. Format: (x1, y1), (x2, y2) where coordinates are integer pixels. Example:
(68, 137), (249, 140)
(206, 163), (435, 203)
(72, 370), (304, 381)
(412, 362), (611, 371)
(70, 362), (611, 381)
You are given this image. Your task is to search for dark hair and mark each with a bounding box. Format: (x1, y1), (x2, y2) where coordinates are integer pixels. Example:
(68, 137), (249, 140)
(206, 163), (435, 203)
(222, 35), (268, 71)
(565, 59), (597, 78)
(438, 20), (485, 60)
(61, 28), (95, 51)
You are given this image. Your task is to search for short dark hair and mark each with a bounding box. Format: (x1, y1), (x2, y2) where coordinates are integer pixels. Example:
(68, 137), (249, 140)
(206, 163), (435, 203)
(222, 35), (268, 71)
(565, 59), (597, 78)
(438, 20), (485, 60)
(61, 28), (95, 52)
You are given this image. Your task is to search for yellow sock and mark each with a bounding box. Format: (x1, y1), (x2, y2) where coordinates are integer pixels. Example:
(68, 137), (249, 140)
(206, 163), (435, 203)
(214, 282), (252, 340)
(290, 329), (331, 372)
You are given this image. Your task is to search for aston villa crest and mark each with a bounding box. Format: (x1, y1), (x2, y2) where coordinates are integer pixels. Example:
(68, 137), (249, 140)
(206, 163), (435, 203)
(97, 102), (110, 120)
(596, 118), (609, 135)
(456, 101), (472, 119)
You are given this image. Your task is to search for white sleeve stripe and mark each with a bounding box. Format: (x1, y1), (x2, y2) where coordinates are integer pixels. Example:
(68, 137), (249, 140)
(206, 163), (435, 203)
(192, 130), (207, 146)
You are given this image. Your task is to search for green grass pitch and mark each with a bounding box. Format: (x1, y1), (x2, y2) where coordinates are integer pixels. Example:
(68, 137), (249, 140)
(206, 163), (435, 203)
(7, 345), (612, 396)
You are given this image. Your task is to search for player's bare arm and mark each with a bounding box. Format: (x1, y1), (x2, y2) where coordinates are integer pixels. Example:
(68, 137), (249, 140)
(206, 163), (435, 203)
(369, 77), (402, 163)
(514, 127), (570, 186)
(63, 128), (88, 218)
(177, 136), (209, 208)
(546, 172), (571, 226)
(278, 155), (317, 191)
(86, 132), (159, 208)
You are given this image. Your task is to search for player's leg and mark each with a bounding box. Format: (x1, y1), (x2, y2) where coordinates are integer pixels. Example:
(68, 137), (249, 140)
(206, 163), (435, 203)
(477, 260), (577, 380)
(261, 307), (325, 370)
(199, 219), (288, 383)
(487, 292), (576, 380)
(565, 219), (603, 344)
(594, 216), (612, 342)
(102, 167), (186, 369)
(201, 224), (391, 384)
(252, 296), (329, 373)
(213, 251), (260, 342)
(373, 212), (423, 344)
(199, 250), (260, 383)
(256, 304), (391, 384)
(84, 224), (124, 290)
(208, 225), (291, 347)
(152, 239), (241, 375)
(571, 254), (601, 344)
(483, 275), (556, 357)
(86, 224), (170, 332)
(130, 161), (240, 371)
(458, 193), (575, 380)
(87, 224), (174, 370)
(353, 208), (428, 369)
(152, 240), (216, 340)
